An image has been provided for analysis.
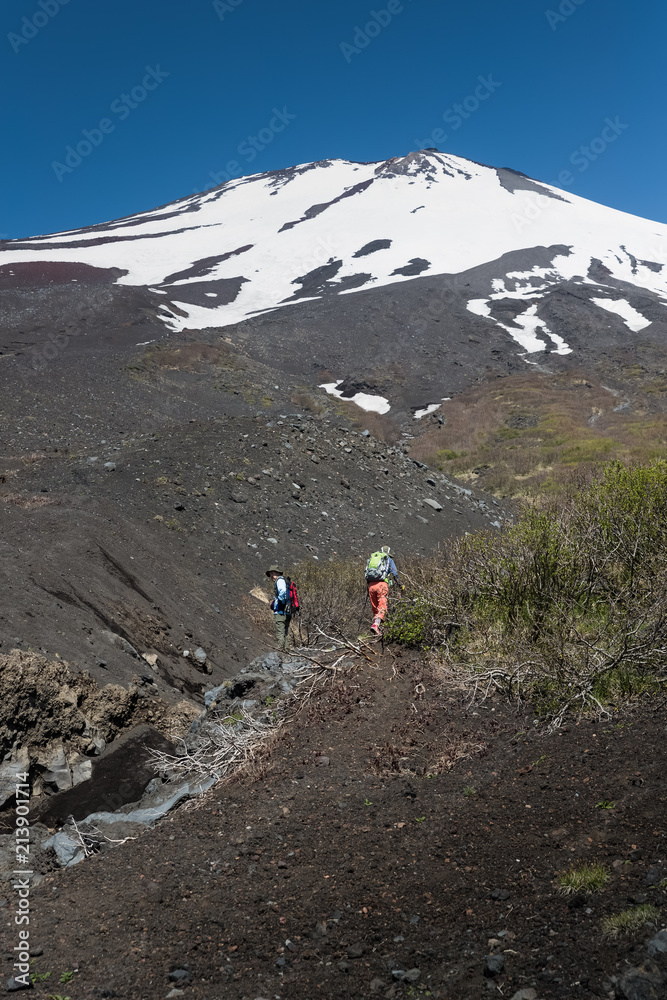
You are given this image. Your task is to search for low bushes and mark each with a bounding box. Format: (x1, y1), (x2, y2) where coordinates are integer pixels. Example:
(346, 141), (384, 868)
(385, 461), (667, 720)
(294, 558), (367, 645)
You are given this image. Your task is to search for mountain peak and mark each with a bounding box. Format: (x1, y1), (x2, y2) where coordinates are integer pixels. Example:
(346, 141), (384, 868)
(1, 151), (665, 357)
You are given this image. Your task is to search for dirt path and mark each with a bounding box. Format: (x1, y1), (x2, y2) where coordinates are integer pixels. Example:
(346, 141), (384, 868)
(17, 653), (667, 999)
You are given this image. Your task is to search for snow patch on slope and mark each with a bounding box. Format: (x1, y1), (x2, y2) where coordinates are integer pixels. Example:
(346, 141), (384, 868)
(320, 381), (391, 414)
(591, 297), (651, 332)
(414, 404), (442, 419)
(467, 273), (572, 355)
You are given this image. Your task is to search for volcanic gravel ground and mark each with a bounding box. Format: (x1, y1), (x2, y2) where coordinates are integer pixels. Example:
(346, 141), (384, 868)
(0, 325), (502, 698)
(17, 654), (667, 1000)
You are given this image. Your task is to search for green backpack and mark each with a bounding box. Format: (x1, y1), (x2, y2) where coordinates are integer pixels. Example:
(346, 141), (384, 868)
(365, 549), (390, 583)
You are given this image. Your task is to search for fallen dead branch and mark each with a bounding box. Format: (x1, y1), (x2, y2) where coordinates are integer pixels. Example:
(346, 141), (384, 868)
(148, 710), (279, 782)
(313, 626), (376, 663)
(69, 816), (137, 856)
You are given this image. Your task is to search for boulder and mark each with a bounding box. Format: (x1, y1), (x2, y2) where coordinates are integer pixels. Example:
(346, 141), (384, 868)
(99, 630), (139, 658)
(648, 930), (667, 957)
(39, 745), (72, 793)
(42, 829), (84, 868)
(0, 749), (30, 809)
(71, 758), (93, 786)
(617, 961), (664, 999)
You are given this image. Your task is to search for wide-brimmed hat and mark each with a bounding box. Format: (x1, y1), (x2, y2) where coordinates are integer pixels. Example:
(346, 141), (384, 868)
(266, 564), (283, 577)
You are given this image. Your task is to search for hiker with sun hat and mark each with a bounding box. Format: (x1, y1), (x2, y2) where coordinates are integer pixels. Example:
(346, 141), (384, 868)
(266, 564), (292, 651)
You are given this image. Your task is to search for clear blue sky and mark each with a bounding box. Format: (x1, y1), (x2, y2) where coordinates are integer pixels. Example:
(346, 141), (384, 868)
(1, 0), (665, 238)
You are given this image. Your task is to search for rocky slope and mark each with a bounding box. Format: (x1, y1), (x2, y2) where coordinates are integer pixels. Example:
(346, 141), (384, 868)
(0, 326), (506, 703)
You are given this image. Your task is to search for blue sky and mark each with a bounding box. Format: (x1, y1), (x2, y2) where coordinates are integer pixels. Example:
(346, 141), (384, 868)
(1, 0), (665, 238)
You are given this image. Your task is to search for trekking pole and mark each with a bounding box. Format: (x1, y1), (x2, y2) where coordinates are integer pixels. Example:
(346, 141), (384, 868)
(357, 589), (369, 634)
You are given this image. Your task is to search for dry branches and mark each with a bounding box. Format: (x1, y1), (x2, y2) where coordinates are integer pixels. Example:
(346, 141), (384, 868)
(148, 710), (278, 782)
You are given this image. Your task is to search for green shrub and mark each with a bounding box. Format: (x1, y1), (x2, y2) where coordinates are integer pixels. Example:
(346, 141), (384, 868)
(385, 462), (667, 721)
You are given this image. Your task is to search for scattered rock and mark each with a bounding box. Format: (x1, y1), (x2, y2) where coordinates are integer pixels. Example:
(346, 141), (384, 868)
(173, 502), (185, 511)
(337, 961), (350, 973)
(168, 967), (192, 986)
(103, 461), (116, 471)
(392, 969), (420, 983)
(616, 961), (664, 999)
(423, 498), (442, 511)
(490, 888), (510, 900)
(316, 755), (330, 767)
(484, 954), (505, 977)
(347, 943), (365, 958)
(645, 866), (664, 886)
(85, 735), (106, 756)
(204, 683), (226, 708)
(648, 930), (667, 957)
(370, 978), (386, 994)
(510, 990), (537, 1000)
(230, 492), (247, 503)
(6, 977), (33, 992)
(193, 647), (208, 667)
(71, 758), (93, 786)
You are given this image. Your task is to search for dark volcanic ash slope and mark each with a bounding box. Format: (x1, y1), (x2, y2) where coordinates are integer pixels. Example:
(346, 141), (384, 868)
(0, 315), (505, 703)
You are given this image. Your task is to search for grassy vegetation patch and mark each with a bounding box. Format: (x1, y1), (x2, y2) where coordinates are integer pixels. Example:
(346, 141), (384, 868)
(409, 371), (667, 497)
(601, 904), (660, 939)
(559, 862), (610, 895)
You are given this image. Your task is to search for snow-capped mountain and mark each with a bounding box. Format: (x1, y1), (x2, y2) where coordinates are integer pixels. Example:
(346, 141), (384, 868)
(3, 151), (666, 354)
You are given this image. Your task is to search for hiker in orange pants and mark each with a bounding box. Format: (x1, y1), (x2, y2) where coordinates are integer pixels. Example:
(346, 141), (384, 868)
(369, 580), (389, 634)
(365, 547), (403, 635)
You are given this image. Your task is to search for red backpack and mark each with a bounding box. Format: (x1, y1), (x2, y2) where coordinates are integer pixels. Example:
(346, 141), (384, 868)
(285, 577), (300, 615)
